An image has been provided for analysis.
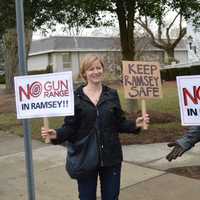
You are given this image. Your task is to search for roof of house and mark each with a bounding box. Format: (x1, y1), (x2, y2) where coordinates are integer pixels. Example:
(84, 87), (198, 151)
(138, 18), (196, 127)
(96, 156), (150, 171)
(29, 36), (187, 56)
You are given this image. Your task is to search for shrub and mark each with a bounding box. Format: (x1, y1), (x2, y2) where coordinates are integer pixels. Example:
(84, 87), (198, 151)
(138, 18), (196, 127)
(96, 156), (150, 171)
(161, 65), (200, 81)
(0, 74), (5, 84)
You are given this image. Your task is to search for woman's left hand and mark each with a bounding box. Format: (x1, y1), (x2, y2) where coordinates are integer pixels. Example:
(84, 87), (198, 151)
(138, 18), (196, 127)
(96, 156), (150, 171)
(136, 113), (150, 128)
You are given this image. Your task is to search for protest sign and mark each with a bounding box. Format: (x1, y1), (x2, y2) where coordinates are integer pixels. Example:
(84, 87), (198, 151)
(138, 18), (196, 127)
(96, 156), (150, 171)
(14, 71), (74, 119)
(177, 75), (200, 126)
(122, 61), (162, 99)
(122, 61), (162, 129)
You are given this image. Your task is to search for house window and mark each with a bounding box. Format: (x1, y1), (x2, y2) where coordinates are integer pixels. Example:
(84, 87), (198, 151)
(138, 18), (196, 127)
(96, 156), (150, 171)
(62, 53), (72, 68)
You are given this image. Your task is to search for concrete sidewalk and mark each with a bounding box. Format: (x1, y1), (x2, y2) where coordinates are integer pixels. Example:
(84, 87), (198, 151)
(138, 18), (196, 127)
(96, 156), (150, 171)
(1, 131), (200, 200)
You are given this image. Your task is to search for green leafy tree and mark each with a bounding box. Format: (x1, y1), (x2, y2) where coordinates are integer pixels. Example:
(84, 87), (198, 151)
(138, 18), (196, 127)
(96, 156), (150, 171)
(61, 0), (200, 63)
(58, 0), (144, 111)
(60, 0), (200, 111)
(0, 0), (68, 90)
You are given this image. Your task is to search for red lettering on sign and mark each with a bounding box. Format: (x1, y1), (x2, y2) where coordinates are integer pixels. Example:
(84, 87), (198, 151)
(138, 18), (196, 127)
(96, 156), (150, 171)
(19, 85), (31, 101)
(183, 86), (200, 106)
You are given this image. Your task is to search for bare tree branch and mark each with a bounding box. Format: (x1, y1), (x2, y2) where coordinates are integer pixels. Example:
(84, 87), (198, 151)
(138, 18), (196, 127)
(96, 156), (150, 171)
(135, 17), (167, 49)
(172, 27), (186, 48)
(166, 12), (179, 43)
(170, 13), (186, 48)
(179, 14), (183, 36)
(158, 20), (162, 41)
(135, 18), (155, 40)
(168, 12), (179, 31)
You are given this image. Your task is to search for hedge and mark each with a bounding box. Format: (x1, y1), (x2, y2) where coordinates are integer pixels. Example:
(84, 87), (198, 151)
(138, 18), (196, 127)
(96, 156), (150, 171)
(1, 65), (199, 84)
(161, 65), (200, 81)
(0, 74), (5, 84)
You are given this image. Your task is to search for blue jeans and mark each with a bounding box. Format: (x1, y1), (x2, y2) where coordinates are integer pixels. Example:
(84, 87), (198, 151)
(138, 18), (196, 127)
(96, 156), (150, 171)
(77, 163), (121, 200)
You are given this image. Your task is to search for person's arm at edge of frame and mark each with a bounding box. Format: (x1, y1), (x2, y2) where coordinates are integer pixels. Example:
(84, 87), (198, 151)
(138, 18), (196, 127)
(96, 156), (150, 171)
(113, 89), (150, 134)
(177, 126), (200, 149)
(166, 126), (200, 161)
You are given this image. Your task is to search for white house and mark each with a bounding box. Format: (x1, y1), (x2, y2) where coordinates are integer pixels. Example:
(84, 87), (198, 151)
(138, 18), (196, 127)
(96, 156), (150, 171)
(28, 36), (121, 79)
(164, 22), (200, 69)
(28, 36), (188, 78)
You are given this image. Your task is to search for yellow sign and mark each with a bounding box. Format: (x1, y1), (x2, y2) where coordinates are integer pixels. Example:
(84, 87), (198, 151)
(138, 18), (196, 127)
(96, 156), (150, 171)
(122, 61), (162, 99)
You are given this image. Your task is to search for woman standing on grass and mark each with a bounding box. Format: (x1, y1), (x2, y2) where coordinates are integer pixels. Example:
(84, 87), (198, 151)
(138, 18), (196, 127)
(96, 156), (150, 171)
(41, 54), (150, 200)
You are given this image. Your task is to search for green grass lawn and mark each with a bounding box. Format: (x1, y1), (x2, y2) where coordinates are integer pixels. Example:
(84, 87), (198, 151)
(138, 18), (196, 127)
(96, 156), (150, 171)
(0, 81), (183, 143)
(0, 113), (67, 141)
(118, 81), (180, 116)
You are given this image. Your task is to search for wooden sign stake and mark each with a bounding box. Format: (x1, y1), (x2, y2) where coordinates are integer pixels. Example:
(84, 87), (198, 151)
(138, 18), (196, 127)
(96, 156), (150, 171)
(43, 117), (50, 143)
(141, 99), (148, 130)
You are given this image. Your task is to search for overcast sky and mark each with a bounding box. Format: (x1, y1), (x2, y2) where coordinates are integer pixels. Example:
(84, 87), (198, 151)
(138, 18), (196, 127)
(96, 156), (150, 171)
(32, 25), (119, 40)
(32, 11), (187, 40)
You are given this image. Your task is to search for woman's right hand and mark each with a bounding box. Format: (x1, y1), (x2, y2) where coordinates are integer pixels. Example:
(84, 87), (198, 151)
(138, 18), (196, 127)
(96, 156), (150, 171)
(41, 127), (57, 141)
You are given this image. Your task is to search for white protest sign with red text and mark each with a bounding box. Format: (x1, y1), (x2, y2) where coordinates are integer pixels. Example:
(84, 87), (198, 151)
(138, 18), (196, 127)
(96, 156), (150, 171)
(14, 71), (74, 119)
(177, 75), (200, 126)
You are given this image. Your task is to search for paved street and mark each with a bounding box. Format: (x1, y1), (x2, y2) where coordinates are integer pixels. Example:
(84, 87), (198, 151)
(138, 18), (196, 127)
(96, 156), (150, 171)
(1, 131), (200, 200)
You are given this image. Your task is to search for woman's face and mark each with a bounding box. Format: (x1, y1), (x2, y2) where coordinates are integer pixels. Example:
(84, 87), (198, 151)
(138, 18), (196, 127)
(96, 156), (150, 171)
(84, 60), (104, 84)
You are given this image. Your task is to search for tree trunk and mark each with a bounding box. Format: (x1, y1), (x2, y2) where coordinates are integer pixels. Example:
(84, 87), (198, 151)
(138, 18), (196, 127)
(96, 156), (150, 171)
(3, 29), (18, 91)
(164, 48), (176, 65)
(116, 0), (136, 60)
(116, 0), (138, 113)
(3, 28), (32, 92)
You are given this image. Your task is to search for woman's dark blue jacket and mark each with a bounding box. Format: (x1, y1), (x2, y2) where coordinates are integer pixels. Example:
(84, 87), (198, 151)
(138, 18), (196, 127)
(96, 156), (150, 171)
(51, 85), (140, 167)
